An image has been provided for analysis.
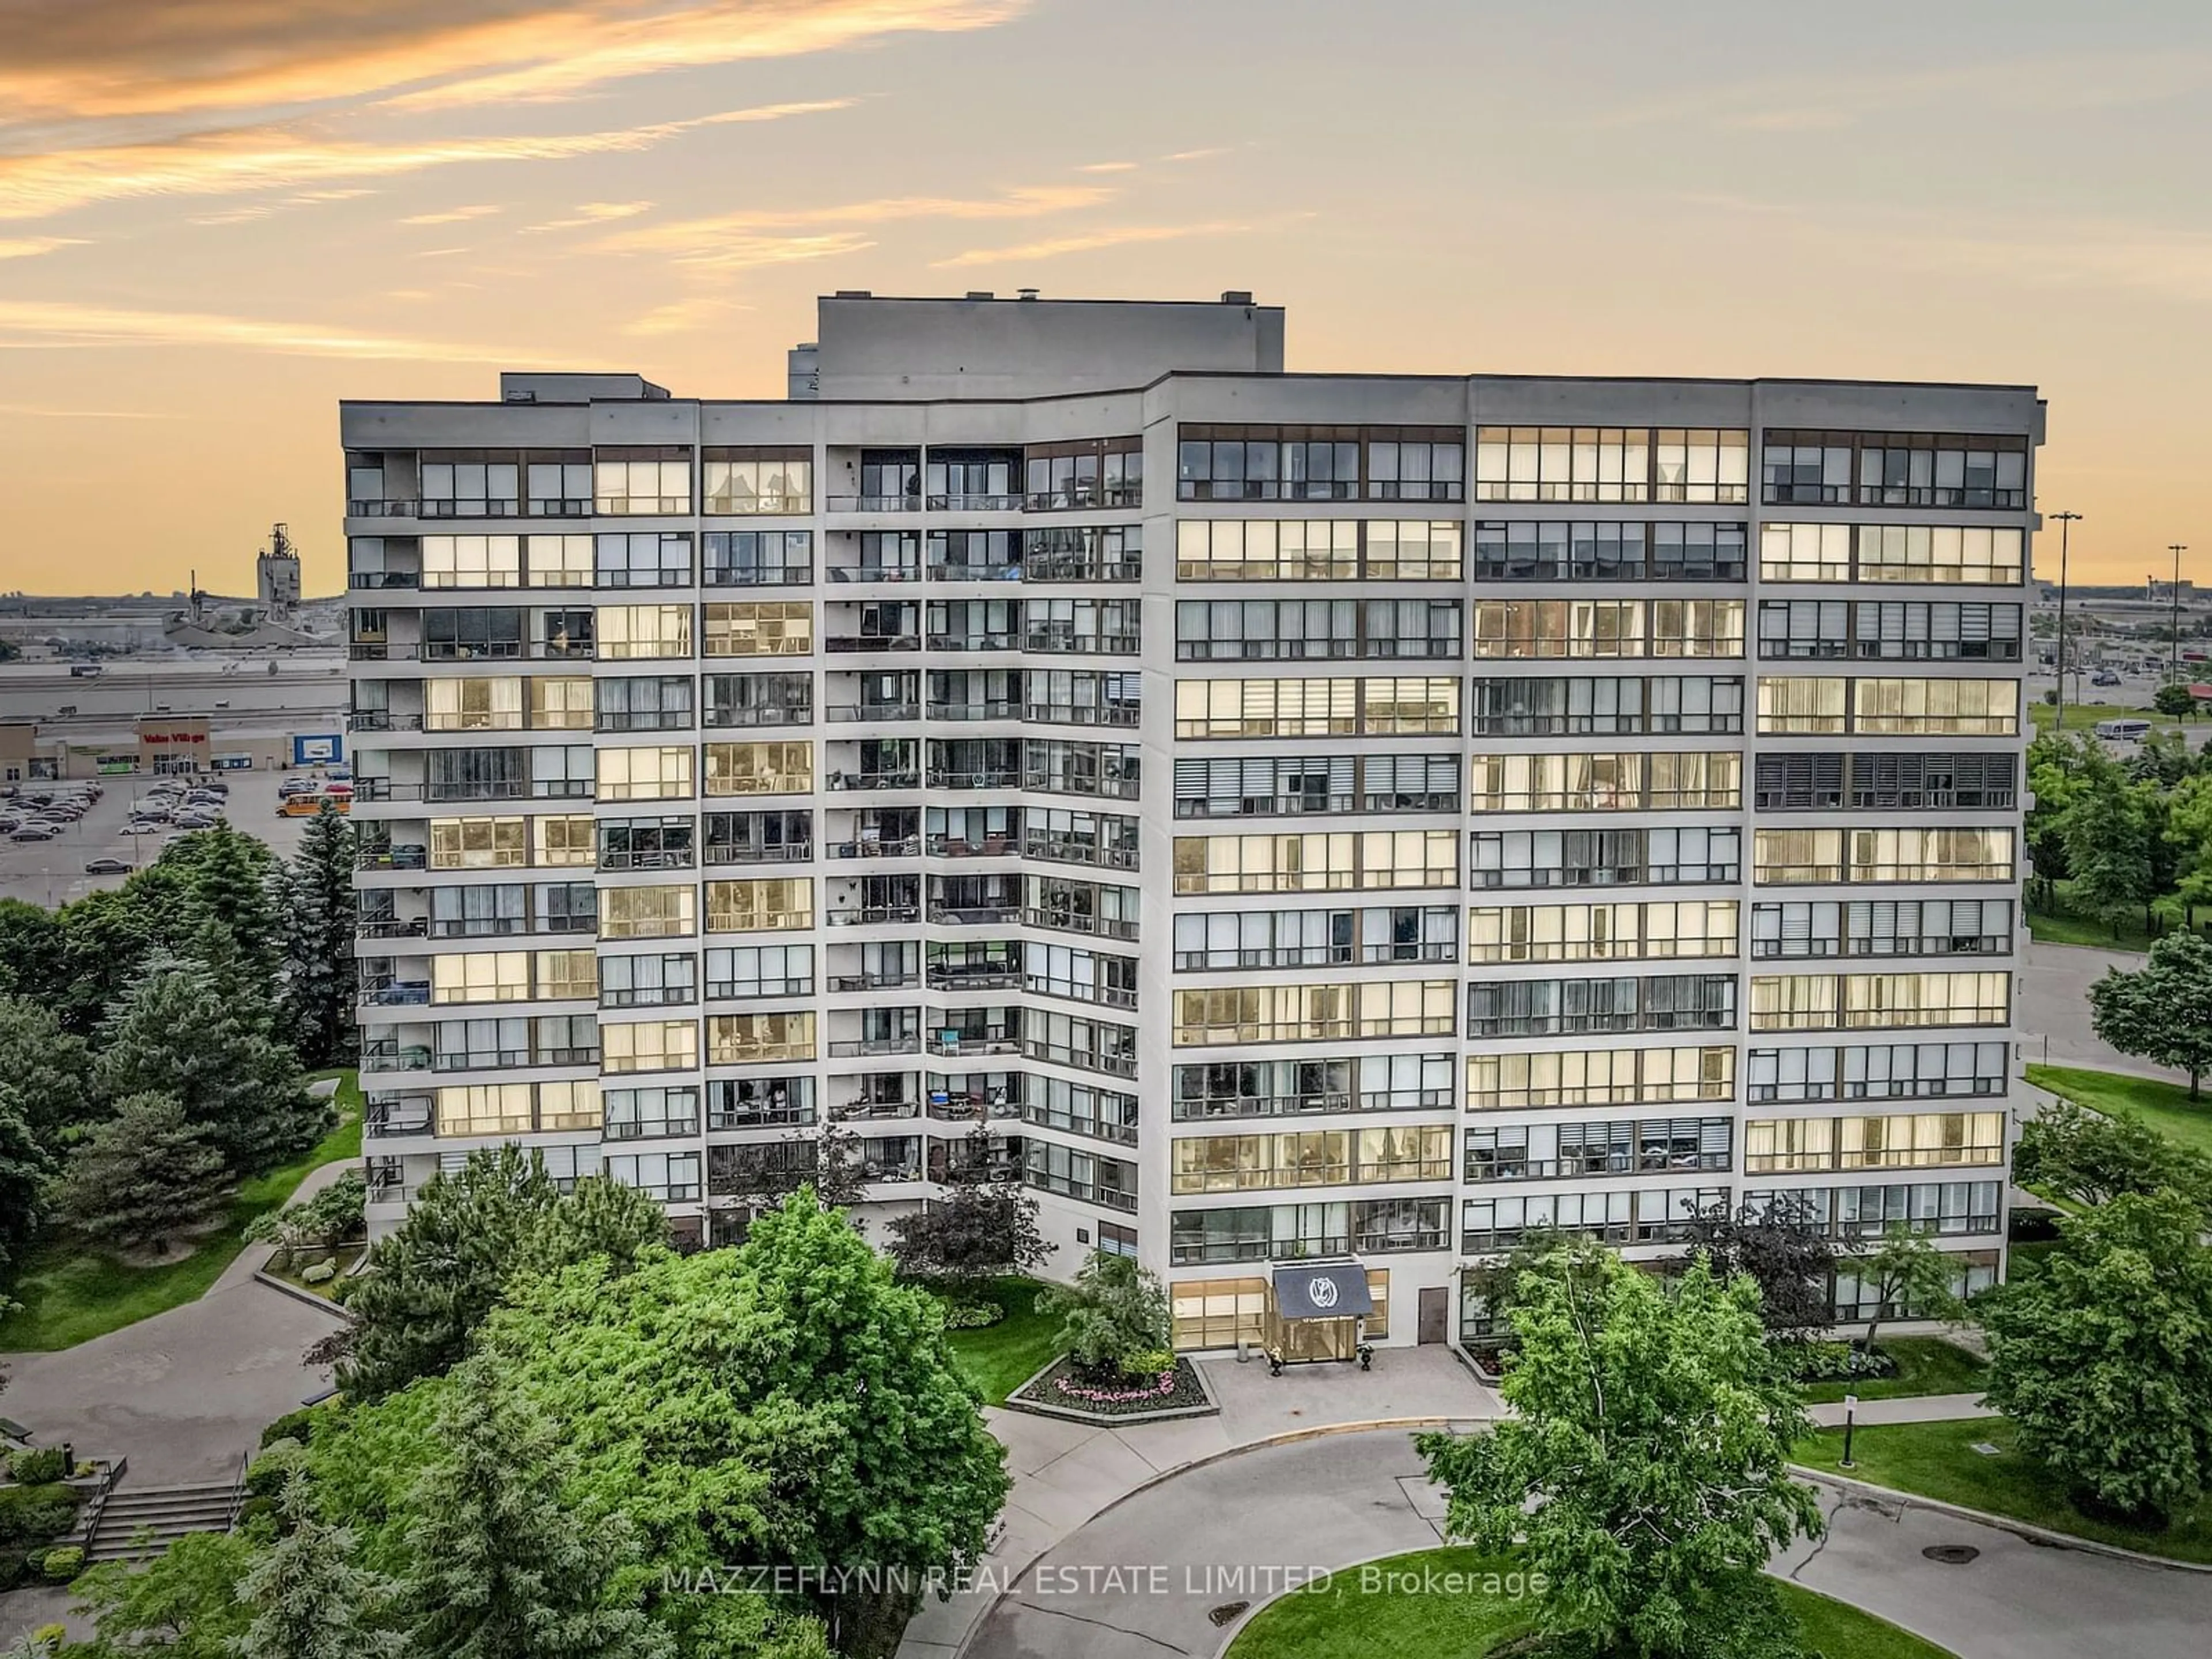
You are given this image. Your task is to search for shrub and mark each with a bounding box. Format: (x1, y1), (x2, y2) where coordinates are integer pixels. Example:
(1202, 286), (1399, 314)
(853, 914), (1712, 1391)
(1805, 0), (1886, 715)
(0, 1484), (79, 1548)
(942, 1300), (1006, 1330)
(301, 1260), (337, 1285)
(1035, 1251), (1172, 1382)
(5, 1448), (68, 1484)
(1123, 1348), (1175, 1377)
(34, 1623), (67, 1647)
(244, 1439), (302, 1499)
(259, 1406), (325, 1450)
(37, 1544), (83, 1582)
(1787, 1341), (1899, 1384)
(0, 1549), (25, 1591)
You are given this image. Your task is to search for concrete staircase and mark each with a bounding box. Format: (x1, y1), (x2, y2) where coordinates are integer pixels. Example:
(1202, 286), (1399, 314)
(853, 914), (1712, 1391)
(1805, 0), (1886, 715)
(83, 1479), (241, 1563)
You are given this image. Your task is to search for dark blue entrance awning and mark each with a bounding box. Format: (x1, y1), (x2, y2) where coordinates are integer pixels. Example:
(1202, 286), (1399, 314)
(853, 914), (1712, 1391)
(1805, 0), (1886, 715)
(1272, 1263), (1373, 1321)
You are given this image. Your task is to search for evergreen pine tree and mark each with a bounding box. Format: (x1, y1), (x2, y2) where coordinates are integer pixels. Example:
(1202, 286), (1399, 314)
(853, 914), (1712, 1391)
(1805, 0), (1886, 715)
(161, 823), (284, 1002)
(51, 1093), (229, 1256)
(277, 805), (358, 1067)
(401, 1357), (671, 1659)
(233, 1474), (404, 1659)
(0, 995), (97, 1145)
(95, 956), (321, 1173)
(0, 1082), (54, 1281)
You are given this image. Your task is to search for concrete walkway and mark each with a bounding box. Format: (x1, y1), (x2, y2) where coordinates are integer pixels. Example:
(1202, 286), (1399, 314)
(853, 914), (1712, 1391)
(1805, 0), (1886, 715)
(897, 1347), (1499, 1657)
(1805, 1391), (1996, 1429)
(2018, 937), (2178, 1080)
(965, 1428), (2212, 1659)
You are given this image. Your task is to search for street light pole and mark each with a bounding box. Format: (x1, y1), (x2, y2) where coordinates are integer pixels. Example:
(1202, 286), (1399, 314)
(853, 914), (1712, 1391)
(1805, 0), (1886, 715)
(2172, 544), (2191, 685)
(2050, 512), (2082, 725)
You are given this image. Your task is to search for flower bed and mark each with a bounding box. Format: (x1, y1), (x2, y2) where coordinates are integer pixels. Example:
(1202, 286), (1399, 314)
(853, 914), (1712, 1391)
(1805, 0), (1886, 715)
(1006, 1354), (1216, 1422)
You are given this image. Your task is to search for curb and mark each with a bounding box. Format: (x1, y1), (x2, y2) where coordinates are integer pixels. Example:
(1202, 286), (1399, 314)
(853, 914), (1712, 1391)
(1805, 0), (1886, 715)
(249, 1270), (353, 1320)
(998, 1355), (1221, 1425)
(943, 1417), (1486, 1656)
(1791, 1465), (2212, 1574)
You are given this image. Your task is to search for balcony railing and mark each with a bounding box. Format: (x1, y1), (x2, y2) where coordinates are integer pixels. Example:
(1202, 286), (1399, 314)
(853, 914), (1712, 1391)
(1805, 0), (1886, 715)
(359, 980), (431, 1007)
(825, 634), (922, 653)
(826, 494), (924, 513)
(704, 560), (813, 587)
(828, 702), (919, 722)
(1020, 835), (1138, 870)
(361, 1042), (433, 1074)
(347, 712), (424, 732)
(703, 705), (812, 729)
(363, 1097), (434, 1139)
(926, 967), (1020, 990)
(355, 846), (428, 872)
(1023, 482), (1142, 512)
(355, 918), (428, 940)
(927, 834), (1019, 858)
(1022, 630), (1141, 655)
(1023, 551), (1142, 582)
(708, 1103), (816, 1130)
(929, 1035), (1021, 1058)
(831, 837), (921, 859)
(1023, 703), (1141, 728)
(832, 1099), (921, 1121)
(826, 563), (921, 584)
(927, 700), (1022, 722)
(827, 769), (922, 791)
(826, 972), (920, 992)
(926, 493), (1024, 512)
(1021, 1040), (1137, 1080)
(826, 1036), (922, 1058)
(826, 904), (922, 926)
(925, 634), (1017, 653)
(928, 770), (1021, 791)
(927, 559), (1021, 581)
(703, 841), (812, 865)
(929, 903), (1020, 926)
(350, 571), (422, 590)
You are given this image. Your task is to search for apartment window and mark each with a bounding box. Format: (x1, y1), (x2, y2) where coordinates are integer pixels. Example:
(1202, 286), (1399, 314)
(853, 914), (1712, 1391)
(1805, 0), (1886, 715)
(1756, 677), (1849, 734)
(535, 882), (597, 932)
(603, 1085), (702, 1139)
(1172, 979), (1457, 1046)
(1464, 1116), (1732, 1181)
(1022, 597), (1142, 654)
(1850, 752), (2018, 810)
(1171, 1199), (1448, 1265)
(703, 601), (812, 657)
(1174, 520), (1461, 582)
(704, 944), (814, 999)
(1473, 426), (1748, 503)
(599, 952), (697, 1009)
(604, 1150), (702, 1203)
(1173, 904), (1458, 971)
(1760, 600), (2022, 661)
(1172, 830), (1459, 895)
(596, 675), (693, 732)
(431, 952), (531, 1005)
(1464, 974), (1736, 1038)
(704, 672), (812, 728)
(599, 883), (696, 941)
(1761, 523), (2026, 585)
(706, 1011), (816, 1064)
(1854, 677), (2017, 735)
(526, 676), (593, 731)
(1022, 737), (1139, 799)
(435, 1084), (535, 1137)
(701, 530), (811, 590)
(1170, 752), (1460, 819)
(1173, 598), (1462, 662)
(595, 532), (691, 588)
(1762, 430), (2029, 511)
(600, 815), (696, 876)
(530, 815), (595, 868)
(704, 808), (812, 863)
(704, 877), (813, 933)
(1468, 825), (1741, 889)
(1471, 600), (1675, 659)
(1758, 523), (1853, 582)
(1849, 827), (2013, 882)
(703, 740), (813, 796)
(1024, 669), (1141, 727)
(1366, 433), (1466, 502)
(1172, 676), (1459, 739)
(1467, 1044), (1733, 1112)
(601, 1018), (698, 1074)
(1467, 752), (1740, 813)
(1843, 970), (2009, 1029)
(1025, 1140), (1139, 1211)
(1744, 1111), (2005, 1173)
(421, 535), (521, 589)
(430, 884), (526, 937)
(418, 456), (519, 517)
(1748, 1040), (2007, 1103)
(534, 949), (597, 1001)
(702, 449), (812, 514)
(594, 449), (691, 514)
(598, 604), (692, 660)
(1022, 523), (1142, 581)
(1467, 900), (1737, 964)
(1744, 1180), (2002, 1241)
(1753, 829), (1843, 885)
(424, 677), (522, 732)
(595, 745), (693, 802)
(429, 816), (527, 869)
(1025, 437), (1144, 510)
(1460, 1187), (1722, 1251)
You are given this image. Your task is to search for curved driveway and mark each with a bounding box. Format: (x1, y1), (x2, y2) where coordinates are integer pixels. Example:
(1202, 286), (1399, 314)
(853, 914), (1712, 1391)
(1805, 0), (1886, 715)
(965, 1429), (2211, 1659)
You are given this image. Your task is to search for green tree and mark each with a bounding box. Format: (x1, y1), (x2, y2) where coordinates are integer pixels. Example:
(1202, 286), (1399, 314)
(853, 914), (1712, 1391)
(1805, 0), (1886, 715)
(233, 1475), (404, 1659)
(2087, 930), (2212, 1096)
(0, 995), (96, 1147)
(94, 955), (320, 1172)
(277, 804), (358, 1067)
(2061, 768), (2160, 938)
(401, 1357), (670, 1659)
(70, 1529), (258, 1659)
(244, 1170), (368, 1264)
(49, 1093), (229, 1257)
(1850, 1226), (1965, 1353)
(2157, 771), (2212, 929)
(2016, 1099), (2212, 1217)
(2154, 681), (2199, 721)
(0, 902), (65, 1007)
(886, 1139), (1054, 1286)
(1034, 1250), (1171, 1379)
(1417, 1255), (1821, 1659)
(339, 1148), (664, 1403)
(1982, 1190), (2212, 1524)
(0, 1084), (53, 1282)
(156, 823), (283, 1006)
(2025, 730), (2101, 910)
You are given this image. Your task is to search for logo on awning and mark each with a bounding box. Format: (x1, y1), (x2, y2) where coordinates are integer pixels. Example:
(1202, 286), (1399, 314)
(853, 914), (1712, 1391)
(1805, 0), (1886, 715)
(1306, 1275), (1339, 1310)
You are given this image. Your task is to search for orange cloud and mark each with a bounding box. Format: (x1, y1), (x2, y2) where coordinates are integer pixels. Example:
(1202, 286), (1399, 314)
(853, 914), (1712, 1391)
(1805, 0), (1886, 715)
(0, 0), (1026, 121)
(931, 220), (1253, 268)
(0, 237), (86, 260)
(593, 183), (1115, 264)
(0, 296), (611, 365)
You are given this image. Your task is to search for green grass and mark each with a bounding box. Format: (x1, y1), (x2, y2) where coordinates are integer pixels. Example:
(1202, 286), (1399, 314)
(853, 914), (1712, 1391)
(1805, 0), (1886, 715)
(0, 1073), (361, 1352)
(2025, 1063), (2212, 1158)
(2028, 700), (2187, 736)
(1796, 1418), (2212, 1565)
(1798, 1338), (1988, 1405)
(940, 1275), (1063, 1407)
(2024, 896), (2158, 952)
(1224, 1546), (1954, 1658)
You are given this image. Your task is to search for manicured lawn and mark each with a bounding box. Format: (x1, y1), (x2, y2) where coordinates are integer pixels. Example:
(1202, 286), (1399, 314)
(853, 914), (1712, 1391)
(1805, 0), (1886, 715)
(2025, 897), (2157, 952)
(2028, 701), (2186, 737)
(0, 1074), (361, 1352)
(2025, 1063), (2212, 1158)
(1798, 1338), (1987, 1405)
(1224, 1546), (1954, 1658)
(1796, 1418), (2212, 1565)
(940, 1275), (1063, 1407)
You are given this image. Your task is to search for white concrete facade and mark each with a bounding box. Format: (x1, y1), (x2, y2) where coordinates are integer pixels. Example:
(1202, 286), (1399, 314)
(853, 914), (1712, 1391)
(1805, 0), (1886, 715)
(343, 291), (2036, 1353)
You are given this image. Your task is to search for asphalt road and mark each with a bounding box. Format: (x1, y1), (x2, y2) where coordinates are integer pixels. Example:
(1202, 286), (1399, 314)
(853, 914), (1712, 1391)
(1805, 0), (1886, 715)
(965, 1429), (2211, 1659)
(0, 766), (320, 907)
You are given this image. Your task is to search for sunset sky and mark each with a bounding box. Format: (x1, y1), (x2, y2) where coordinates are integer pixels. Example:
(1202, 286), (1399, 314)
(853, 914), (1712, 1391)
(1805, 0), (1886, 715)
(1, 0), (2206, 594)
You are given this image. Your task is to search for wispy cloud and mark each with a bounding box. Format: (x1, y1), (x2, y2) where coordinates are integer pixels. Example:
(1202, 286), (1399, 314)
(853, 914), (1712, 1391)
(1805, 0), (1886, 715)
(0, 100), (848, 222)
(622, 294), (752, 337)
(1160, 146), (1229, 163)
(187, 187), (379, 226)
(0, 236), (85, 260)
(0, 296), (609, 365)
(594, 183), (1113, 265)
(932, 219), (1253, 268)
(524, 199), (656, 232)
(399, 203), (502, 225)
(0, 1), (1025, 122)
(1078, 161), (1137, 174)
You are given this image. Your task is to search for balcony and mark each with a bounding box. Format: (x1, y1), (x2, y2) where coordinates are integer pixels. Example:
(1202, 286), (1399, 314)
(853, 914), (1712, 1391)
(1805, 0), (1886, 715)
(928, 1033), (1021, 1059)
(1022, 628), (1141, 656)
(704, 558), (812, 587)
(361, 1040), (433, 1075)
(926, 492), (1024, 513)
(1023, 549), (1142, 582)
(703, 839), (812, 866)
(1024, 703), (1140, 728)
(926, 965), (1021, 991)
(349, 571), (423, 590)
(928, 700), (1022, 722)
(927, 552), (1021, 580)
(1023, 907), (1138, 941)
(356, 845), (427, 872)
(827, 1036), (921, 1058)
(928, 769), (1021, 791)
(827, 970), (921, 992)
(1024, 480), (1142, 513)
(824, 632), (922, 653)
(348, 713), (425, 733)
(827, 494), (923, 513)
(928, 833), (1019, 858)
(826, 562), (921, 584)
(827, 768), (922, 792)
(827, 702), (919, 722)
(925, 632), (1018, 653)
(830, 836), (921, 859)
(363, 1096), (434, 1139)
(1020, 834), (1137, 870)
(930, 903), (1019, 926)
(359, 980), (431, 1008)
(832, 1098), (921, 1122)
(599, 849), (696, 872)
(355, 917), (429, 940)
(826, 904), (923, 926)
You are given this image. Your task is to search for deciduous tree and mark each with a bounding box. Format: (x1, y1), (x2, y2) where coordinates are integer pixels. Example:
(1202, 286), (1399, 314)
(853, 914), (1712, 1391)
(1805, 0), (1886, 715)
(2087, 930), (2212, 1097)
(1850, 1226), (1965, 1353)
(2155, 681), (2200, 721)
(1035, 1250), (1171, 1379)
(1982, 1190), (2212, 1524)
(2015, 1099), (2212, 1217)
(886, 1135), (1054, 1285)
(1681, 1193), (1838, 1343)
(1417, 1255), (1821, 1659)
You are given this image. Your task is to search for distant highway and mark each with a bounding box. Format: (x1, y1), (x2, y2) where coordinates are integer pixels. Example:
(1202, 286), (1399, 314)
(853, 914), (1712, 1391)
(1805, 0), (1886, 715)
(0, 655), (346, 729)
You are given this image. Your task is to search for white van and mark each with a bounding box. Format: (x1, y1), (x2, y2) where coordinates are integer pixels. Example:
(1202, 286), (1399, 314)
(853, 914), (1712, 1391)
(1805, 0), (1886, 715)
(2094, 718), (2152, 741)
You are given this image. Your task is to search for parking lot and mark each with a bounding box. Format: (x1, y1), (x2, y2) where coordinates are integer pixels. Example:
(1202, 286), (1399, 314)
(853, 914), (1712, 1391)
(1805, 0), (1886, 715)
(0, 767), (331, 907)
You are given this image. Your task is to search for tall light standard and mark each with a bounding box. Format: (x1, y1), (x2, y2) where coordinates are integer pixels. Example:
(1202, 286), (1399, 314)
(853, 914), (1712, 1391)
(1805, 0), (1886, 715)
(2172, 543), (2191, 685)
(2050, 511), (2082, 726)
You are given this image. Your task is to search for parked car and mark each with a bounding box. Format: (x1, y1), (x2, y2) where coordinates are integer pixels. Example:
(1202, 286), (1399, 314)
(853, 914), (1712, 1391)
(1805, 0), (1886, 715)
(10, 824), (58, 841)
(122, 821), (165, 835)
(2091, 670), (2122, 687)
(84, 857), (131, 874)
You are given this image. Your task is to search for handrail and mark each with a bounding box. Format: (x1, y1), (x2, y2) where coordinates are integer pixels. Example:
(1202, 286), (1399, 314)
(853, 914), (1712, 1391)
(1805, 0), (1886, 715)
(71, 1455), (127, 1548)
(225, 1449), (250, 1531)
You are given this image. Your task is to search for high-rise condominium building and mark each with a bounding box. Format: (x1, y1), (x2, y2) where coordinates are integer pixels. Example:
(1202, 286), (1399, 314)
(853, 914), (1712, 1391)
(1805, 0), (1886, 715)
(345, 291), (2035, 1355)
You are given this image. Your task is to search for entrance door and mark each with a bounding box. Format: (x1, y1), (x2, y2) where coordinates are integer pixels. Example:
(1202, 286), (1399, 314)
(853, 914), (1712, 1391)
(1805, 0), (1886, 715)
(1418, 1286), (1449, 1345)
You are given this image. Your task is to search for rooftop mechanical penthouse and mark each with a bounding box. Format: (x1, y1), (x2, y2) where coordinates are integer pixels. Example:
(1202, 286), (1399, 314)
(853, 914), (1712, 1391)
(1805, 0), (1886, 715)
(343, 289), (2037, 1357)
